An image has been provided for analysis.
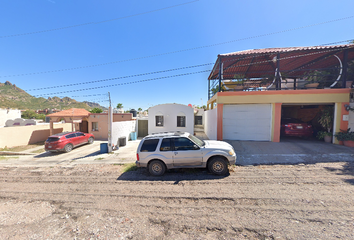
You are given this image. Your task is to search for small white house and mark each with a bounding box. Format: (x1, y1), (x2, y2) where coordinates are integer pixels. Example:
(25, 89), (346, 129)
(0, 108), (21, 127)
(148, 103), (194, 134)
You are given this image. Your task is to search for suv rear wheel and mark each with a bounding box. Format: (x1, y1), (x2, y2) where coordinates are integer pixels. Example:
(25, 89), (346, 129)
(208, 157), (228, 175)
(148, 160), (166, 176)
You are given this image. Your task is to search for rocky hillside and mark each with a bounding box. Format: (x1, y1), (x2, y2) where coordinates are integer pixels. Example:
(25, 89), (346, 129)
(0, 81), (106, 111)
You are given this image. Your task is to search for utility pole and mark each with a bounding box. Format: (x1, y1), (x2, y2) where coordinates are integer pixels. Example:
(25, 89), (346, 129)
(108, 92), (113, 153)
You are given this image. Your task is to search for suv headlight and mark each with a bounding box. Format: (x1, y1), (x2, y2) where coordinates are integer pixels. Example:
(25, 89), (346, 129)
(229, 149), (235, 156)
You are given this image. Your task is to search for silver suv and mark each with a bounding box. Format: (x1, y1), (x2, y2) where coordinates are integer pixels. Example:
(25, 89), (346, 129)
(136, 132), (236, 176)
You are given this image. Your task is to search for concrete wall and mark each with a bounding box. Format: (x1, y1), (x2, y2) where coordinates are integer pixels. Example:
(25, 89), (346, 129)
(195, 108), (205, 126)
(148, 103), (194, 134)
(88, 113), (135, 140)
(205, 108), (217, 140)
(112, 120), (137, 146)
(0, 123), (72, 148)
(5, 118), (37, 127)
(0, 109), (21, 127)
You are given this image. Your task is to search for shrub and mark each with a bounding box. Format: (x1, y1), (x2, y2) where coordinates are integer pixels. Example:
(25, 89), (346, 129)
(334, 128), (354, 141)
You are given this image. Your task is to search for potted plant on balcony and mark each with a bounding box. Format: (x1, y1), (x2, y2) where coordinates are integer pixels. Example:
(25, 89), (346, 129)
(334, 128), (354, 147)
(316, 107), (333, 143)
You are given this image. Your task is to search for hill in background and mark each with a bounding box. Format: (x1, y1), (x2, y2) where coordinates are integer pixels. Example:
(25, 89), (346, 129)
(0, 81), (107, 111)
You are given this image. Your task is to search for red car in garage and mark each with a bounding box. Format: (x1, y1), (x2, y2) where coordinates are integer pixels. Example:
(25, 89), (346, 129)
(45, 131), (95, 153)
(281, 118), (313, 138)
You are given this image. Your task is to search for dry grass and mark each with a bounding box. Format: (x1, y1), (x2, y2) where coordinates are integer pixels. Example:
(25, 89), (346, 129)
(0, 141), (45, 152)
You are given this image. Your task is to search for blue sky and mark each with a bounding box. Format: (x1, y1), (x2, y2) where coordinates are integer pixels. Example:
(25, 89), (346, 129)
(1, 0), (353, 111)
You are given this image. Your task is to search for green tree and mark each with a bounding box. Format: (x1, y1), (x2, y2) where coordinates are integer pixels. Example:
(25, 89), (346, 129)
(90, 108), (103, 113)
(138, 108), (142, 111)
(117, 103), (123, 109)
(21, 110), (37, 119)
(21, 110), (46, 120)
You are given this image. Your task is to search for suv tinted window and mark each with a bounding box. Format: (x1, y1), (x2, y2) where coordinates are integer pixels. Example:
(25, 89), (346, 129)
(173, 137), (198, 151)
(140, 139), (159, 152)
(160, 138), (172, 151)
(76, 132), (85, 137)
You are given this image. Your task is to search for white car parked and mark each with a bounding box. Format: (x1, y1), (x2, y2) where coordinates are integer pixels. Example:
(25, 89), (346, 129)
(136, 132), (236, 176)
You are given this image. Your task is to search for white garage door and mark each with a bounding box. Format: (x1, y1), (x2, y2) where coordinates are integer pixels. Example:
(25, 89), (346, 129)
(223, 104), (272, 141)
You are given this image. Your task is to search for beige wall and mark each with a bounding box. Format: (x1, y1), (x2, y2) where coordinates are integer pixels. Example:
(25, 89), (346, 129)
(88, 113), (134, 140)
(0, 123), (72, 148)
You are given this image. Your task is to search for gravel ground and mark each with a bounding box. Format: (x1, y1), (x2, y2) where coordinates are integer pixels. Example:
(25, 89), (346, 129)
(0, 162), (354, 239)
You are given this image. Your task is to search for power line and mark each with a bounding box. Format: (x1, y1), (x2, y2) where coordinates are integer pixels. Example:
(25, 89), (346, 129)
(34, 43), (353, 98)
(0, 0), (199, 39)
(1, 12), (352, 78)
(26, 63), (213, 91)
(34, 69), (211, 97)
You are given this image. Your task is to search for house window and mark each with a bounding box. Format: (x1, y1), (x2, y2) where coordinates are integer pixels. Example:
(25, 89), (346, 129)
(177, 116), (186, 127)
(92, 122), (98, 131)
(195, 116), (202, 125)
(156, 116), (164, 127)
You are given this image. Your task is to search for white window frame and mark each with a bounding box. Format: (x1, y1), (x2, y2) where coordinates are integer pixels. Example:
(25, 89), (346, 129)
(155, 115), (164, 127)
(92, 122), (99, 131)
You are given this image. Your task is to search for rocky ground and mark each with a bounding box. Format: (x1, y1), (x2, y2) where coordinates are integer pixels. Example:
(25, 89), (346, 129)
(0, 162), (353, 239)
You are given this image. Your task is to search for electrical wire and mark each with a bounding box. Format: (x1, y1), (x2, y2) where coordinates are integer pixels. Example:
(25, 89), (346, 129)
(34, 44), (354, 98)
(34, 69), (211, 97)
(26, 63), (213, 91)
(0, 0), (199, 39)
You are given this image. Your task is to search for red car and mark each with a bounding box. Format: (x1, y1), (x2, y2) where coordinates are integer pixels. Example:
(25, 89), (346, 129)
(45, 131), (95, 153)
(281, 118), (313, 138)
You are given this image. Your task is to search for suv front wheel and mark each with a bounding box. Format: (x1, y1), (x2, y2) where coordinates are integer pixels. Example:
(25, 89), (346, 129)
(208, 157), (228, 175)
(148, 160), (166, 176)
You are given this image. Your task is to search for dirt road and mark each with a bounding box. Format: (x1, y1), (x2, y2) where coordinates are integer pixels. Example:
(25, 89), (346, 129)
(0, 162), (353, 239)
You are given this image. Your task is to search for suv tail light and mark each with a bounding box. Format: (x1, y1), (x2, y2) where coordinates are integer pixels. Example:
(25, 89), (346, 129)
(136, 153), (139, 161)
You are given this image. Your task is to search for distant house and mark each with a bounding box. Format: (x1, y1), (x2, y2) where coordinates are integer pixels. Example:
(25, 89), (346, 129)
(0, 108), (21, 127)
(47, 108), (136, 143)
(148, 104), (194, 135)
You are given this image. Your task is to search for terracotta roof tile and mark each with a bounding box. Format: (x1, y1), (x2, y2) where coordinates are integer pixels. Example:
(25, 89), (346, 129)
(219, 44), (353, 57)
(47, 108), (90, 117)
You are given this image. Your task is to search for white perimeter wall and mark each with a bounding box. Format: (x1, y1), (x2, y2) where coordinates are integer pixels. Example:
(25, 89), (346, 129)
(205, 108), (217, 140)
(148, 104), (194, 134)
(111, 120), (136, 146)
(0, 109), (21, 127)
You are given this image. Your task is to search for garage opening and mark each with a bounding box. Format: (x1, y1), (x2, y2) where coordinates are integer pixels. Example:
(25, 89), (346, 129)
(281, 104), (335, 142)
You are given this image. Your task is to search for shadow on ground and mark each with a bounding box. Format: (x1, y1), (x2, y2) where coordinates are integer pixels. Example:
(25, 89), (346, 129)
(117, 168), (229, 184)
(324, 162), (354, 185)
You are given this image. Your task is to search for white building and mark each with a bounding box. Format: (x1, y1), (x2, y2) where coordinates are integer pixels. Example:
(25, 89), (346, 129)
(0, 108), (21, 127)
(148, 103), (194, 135)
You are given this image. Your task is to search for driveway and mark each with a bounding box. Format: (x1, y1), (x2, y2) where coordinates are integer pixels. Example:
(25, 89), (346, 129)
(1, 135), (354, 167)
(229, 137), (354, 165)
(0, 140), (141, 167)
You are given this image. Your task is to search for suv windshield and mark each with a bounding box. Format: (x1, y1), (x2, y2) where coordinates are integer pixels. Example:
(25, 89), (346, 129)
(188, 134), (205, 147)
